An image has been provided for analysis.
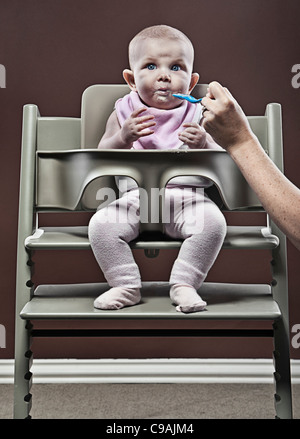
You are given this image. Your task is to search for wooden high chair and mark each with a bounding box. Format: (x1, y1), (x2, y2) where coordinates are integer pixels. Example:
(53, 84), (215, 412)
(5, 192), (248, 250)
(14, 84), (293, 418)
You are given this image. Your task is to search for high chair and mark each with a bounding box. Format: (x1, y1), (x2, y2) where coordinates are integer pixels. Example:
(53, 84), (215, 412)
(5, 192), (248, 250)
(14, 84), (293, 418)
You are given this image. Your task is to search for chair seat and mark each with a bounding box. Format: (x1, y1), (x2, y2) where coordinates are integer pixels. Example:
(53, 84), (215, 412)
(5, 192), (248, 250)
(20, 281), (281, 320)
(24, 225), (279, 250)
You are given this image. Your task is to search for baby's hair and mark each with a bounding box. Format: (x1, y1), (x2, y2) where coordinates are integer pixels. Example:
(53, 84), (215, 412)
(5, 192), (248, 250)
(128, 25), (194, 69)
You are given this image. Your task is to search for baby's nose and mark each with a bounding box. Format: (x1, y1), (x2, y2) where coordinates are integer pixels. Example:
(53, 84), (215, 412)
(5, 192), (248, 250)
(157, 69), (171, 81)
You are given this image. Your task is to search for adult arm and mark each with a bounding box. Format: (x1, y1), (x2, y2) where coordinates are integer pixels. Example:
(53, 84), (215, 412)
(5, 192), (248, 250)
(201, 81), (300, 250)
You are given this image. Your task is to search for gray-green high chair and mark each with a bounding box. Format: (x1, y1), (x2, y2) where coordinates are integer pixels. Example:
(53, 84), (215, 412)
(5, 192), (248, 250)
(14, 84), (293, 418)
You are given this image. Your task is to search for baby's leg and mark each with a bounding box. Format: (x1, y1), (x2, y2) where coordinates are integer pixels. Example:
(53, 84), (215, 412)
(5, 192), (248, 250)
(165, 188), (227, 313)
(88, 190), (141, 310)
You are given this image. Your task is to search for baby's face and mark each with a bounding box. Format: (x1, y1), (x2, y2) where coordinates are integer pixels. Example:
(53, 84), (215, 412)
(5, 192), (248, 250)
(127, 38), (198, 110)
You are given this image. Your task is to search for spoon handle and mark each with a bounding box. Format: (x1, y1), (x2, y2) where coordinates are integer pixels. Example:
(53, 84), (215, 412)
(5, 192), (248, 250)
(173, 93), (203, 103)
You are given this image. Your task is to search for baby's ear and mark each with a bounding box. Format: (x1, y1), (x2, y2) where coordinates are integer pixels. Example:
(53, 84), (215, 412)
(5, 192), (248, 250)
(189, 72), (200, 94)
(123, 69), (137, 91)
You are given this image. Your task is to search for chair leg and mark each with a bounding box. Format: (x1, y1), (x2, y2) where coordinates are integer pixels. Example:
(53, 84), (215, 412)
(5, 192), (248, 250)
(14, 319), (33, 419)
(273, 318), (293, 419)
(14, 233), (35, 418)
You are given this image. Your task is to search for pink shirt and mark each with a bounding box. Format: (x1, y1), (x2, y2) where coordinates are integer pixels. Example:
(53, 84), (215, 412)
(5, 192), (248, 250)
(115, 91), (202, 150)
(115, 91), (216, 189)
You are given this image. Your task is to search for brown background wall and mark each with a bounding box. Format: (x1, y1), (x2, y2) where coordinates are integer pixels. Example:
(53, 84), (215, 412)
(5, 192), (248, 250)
(0, 0), (299, 360)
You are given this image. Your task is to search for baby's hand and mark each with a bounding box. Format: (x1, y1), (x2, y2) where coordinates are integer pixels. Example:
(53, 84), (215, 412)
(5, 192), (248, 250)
(178, 123), (207, 149)
(121, 108), (156, 145)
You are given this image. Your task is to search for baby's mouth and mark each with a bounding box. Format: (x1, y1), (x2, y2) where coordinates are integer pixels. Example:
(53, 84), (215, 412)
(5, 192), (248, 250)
(156, 88), (170, 95)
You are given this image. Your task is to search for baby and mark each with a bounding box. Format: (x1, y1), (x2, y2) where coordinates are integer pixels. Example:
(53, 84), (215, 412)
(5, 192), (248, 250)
(88, 25), (227, 313)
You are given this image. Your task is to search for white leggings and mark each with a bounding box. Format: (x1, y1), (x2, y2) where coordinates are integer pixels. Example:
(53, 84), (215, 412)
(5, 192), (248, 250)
(88, 187), (227, 290)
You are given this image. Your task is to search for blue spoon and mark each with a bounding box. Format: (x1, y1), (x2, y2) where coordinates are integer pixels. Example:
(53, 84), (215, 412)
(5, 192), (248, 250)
(173, 93), (203, 103)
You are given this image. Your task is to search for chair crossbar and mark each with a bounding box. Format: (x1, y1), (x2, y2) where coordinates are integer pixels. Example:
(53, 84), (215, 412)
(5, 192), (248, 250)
(25, 225), (279, 250)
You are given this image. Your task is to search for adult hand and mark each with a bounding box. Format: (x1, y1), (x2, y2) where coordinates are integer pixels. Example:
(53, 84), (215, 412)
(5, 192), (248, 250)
(201, 82), (300, 250)
(201, 81), (256, 152)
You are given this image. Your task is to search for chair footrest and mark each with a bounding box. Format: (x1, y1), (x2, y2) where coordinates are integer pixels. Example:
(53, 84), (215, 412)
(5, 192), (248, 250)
(30, 328), (274, 338)
(20, 281), (281, 320)
(24, 225), (279, 250)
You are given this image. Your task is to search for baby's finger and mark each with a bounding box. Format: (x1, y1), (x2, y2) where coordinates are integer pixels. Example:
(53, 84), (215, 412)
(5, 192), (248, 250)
(181, 127), (197, 136)
(136, 114), (155, 124)
(137, 120), (156, 132)
(179, 131), (194, 141)
(182, 122), (199, 129)
(138, 128), (155, 137)
(131, 107), (148, 117)
(182, 123), (205, 135)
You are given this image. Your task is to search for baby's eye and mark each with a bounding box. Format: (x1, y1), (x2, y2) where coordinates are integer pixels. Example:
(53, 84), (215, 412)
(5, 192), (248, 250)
(171, 65), (181, 71)
(147, 64), (156, 70)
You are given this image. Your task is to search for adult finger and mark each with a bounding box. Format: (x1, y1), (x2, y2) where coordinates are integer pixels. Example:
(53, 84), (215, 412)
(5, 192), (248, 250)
(223, 86), (235, 99)
(207, 81), (229, 100)
(202, 81), (232, 112)
(201, 96), (217, 113)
